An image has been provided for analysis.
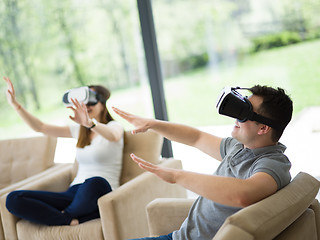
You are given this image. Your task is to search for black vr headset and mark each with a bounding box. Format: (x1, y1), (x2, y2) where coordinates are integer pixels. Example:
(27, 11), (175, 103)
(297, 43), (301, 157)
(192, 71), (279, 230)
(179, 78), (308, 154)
(216, 87), (283, 130)
(62, 87), (105, 106)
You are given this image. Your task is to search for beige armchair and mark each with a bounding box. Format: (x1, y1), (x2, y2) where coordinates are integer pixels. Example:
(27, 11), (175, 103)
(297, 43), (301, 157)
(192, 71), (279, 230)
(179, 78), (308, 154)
(0, 136), (69, 240)
(0, 136), (58, 189)
(0, 131), (187, 240)
(146, 172), (320, 240)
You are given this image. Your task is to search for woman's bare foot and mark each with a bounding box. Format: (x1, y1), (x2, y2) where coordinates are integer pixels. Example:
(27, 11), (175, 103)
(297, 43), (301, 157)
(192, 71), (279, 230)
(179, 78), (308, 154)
(70, 219), (79, 226)
(62, 210), (79, 225)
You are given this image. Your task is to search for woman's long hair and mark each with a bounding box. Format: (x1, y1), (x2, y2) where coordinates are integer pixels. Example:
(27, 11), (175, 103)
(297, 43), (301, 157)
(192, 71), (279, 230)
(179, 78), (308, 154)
(76, 85), (114, 148)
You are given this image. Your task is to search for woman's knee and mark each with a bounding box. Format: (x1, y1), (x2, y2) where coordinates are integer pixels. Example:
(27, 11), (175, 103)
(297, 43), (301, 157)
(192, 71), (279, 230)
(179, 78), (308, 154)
(81, 177), (112, 196)
(6, 191), (24, 212)
(85, 176), (107, 183)
(83, 177), (112, 193)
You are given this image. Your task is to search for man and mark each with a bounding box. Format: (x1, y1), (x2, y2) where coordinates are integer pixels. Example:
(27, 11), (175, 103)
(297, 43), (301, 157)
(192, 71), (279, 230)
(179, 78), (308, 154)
(113, 85), (293, 240)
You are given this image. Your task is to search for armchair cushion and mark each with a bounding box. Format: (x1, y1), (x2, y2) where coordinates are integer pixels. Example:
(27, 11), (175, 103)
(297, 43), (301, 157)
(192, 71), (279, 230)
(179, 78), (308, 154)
(146, 198), (195, 236)
(17, 218), (103, 240)
(273, 208), (317, 240)
(120, 130), (163, 184)
(0, 136), (57, 188)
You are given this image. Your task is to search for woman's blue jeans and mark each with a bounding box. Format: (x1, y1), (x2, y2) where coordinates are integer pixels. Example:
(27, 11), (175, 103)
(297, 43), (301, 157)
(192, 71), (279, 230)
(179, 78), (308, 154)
(6, 176), (112, 225)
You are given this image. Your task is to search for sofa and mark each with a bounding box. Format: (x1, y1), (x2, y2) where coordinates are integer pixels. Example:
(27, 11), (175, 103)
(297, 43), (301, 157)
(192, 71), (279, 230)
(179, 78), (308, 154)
(146, 172), (320, 240)
(0, 131), (187, 240)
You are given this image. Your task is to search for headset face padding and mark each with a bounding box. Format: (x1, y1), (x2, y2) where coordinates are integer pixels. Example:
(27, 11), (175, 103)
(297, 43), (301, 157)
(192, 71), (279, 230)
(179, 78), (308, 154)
(62, 87), (99, 106)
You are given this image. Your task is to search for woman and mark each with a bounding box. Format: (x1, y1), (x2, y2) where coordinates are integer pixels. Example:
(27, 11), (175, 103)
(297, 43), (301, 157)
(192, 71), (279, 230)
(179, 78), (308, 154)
(3, 77), (124, 226)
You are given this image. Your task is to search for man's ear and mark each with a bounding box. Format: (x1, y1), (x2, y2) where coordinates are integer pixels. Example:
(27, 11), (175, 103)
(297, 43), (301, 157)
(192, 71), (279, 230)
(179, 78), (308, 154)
(258, 124), (272, 135)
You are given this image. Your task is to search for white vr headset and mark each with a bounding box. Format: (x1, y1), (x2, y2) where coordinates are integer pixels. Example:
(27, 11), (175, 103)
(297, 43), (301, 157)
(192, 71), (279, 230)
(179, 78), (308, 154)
(62, 86), (103, 106)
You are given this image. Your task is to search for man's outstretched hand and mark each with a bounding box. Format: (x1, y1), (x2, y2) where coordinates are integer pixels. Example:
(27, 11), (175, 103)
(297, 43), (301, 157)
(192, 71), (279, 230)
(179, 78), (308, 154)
(130, 153), (179, 184)
(112, 107), (154, 134)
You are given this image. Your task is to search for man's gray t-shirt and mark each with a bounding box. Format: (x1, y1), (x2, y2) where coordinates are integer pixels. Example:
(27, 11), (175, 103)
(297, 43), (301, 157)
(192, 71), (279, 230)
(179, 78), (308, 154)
(173, 137), (291, 240)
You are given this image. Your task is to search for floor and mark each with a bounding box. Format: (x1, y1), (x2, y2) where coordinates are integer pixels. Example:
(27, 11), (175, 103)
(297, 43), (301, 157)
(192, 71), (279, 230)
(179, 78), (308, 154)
(54, 106), (320, 198)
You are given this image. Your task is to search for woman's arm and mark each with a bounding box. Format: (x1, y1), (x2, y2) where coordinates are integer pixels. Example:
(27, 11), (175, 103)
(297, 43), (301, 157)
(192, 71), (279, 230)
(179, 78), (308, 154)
(4, 77), (72, 138)
(68, 99), (123, 142)
(90, 121), (123, 142)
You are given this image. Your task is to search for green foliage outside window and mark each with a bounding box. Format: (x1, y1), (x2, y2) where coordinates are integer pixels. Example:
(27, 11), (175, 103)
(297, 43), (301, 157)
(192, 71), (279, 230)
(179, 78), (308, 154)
(1, 0), (320, 138)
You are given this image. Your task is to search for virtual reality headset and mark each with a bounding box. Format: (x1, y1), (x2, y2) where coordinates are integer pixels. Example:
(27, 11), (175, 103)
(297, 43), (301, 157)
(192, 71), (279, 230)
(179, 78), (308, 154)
(216, 87), (283, 129)
(62, 86), (104, 106)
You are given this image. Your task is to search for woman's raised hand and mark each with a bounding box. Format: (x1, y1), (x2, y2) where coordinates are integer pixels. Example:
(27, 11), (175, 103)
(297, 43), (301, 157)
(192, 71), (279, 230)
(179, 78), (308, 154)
(68, 98), (92, 128)
(112, 107), (153, 134)
(3, 77), (20, 110)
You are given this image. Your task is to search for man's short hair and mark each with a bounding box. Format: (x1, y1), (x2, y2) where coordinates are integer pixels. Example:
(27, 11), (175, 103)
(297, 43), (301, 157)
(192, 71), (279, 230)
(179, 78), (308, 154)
(250, 85), (293, 142)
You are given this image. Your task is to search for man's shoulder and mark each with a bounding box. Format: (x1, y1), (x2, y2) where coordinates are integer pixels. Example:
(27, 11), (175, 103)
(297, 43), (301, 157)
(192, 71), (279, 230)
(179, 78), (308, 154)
(221, 137), (242, 156)
(222, 137), (241, 147)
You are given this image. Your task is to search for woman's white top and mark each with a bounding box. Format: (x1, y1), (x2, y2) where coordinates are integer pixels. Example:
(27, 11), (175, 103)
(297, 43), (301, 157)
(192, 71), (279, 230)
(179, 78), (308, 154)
(69, 121), (124, 190)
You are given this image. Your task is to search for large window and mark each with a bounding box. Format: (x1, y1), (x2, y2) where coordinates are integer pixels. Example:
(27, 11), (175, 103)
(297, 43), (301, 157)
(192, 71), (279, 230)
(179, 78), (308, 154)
(1, 0), (320, 177)
(0, 0), (154, 139)
(0, 0), (155, 163)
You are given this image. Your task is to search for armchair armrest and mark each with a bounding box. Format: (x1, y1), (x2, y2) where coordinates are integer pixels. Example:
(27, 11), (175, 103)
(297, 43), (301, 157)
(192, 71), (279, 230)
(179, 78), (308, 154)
(98, 159), (187, 240)
(309, 199), (320, 238)
(0, 163), (71, 197)
(0, 163), (72, 240)
(146, 198), (195, 236)
(213, 172), (320, 240)
(0, 164), (74, 240)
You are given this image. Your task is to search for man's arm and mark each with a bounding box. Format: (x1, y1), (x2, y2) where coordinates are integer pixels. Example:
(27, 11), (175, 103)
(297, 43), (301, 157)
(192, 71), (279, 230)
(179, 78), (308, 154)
(131, 154), (278, 208)
(113, 107), (223, 160)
